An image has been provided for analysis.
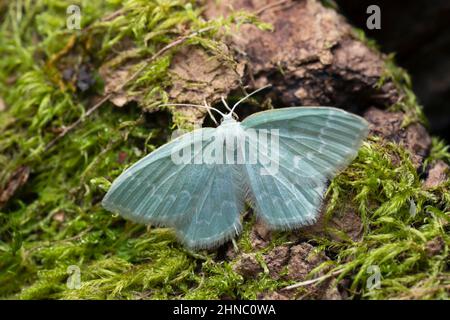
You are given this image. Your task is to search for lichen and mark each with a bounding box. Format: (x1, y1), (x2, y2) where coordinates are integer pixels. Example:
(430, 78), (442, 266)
(0, 0), (449, 300)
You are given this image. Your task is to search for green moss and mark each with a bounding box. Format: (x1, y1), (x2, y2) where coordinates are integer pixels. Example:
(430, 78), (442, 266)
(425, 138), (450, 168)
(379, 54), (428, 126)
(0, 0), (449, 300)
(351, 27), (380, 52)
(318, 139), (449, 299)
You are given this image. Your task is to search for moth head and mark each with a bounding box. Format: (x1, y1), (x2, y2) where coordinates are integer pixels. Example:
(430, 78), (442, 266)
(220, 112), (238, 124)
(220, 84), (272, 123)
(157, 85), (271, 126)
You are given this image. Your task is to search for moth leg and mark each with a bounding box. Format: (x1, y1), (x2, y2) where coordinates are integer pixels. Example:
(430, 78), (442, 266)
(231, 238), (239, 253)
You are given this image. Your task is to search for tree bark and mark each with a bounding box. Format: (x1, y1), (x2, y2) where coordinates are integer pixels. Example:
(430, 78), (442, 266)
(167, 0), (431, 164)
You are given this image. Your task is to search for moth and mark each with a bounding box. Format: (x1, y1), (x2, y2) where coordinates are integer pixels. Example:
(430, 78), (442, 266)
(102, 88), (369, 249)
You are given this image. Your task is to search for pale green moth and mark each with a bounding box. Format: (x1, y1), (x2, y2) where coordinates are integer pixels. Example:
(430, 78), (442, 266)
(102, 88), (369, 249)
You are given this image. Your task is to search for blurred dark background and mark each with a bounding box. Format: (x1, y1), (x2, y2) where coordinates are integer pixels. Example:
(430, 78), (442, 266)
(336, 0), (450, 142)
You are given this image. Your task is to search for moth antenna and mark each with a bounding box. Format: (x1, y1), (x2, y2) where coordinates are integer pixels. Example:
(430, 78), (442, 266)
(221, 96), (232, 112)
(204, 99), (219, 126)
(230, 84), (272, 114)
(221, 96), (240, 119)
(158, 103), (226, 117)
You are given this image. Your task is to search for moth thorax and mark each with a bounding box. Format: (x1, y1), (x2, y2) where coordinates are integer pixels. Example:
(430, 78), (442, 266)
(216, 121), (244, 152)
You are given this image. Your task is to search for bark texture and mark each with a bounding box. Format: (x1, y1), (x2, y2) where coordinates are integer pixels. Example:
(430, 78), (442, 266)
(204, 0), (397, 110)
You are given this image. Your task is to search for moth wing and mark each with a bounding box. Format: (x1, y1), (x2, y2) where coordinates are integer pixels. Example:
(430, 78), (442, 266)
(102, 128), (245, 249)
(240, 107), (369, 229)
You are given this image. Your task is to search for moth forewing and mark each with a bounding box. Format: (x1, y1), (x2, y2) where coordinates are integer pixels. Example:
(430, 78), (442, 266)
(255, 128), (280, 176)
(103, 105), (369, 249)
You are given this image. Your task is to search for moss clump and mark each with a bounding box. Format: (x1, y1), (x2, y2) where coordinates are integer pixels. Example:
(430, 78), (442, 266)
(0, 1), (449, 300)
(316, 138), (450, 299)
